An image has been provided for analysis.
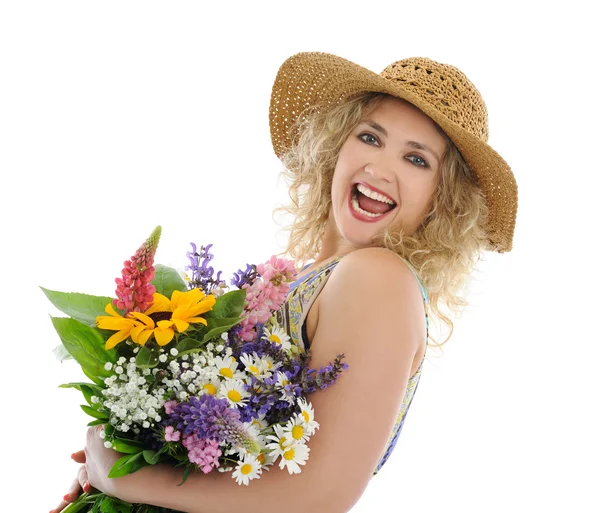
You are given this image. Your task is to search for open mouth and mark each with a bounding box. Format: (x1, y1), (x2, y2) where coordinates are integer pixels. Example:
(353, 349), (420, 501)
(349, 183), (397, 220)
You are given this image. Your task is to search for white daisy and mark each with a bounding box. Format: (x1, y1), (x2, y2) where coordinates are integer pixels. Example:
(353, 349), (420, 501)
(232, 453), (262, 486)
(262, 325), (292, 352)
(282, 415), (311, 444)
(275, 371), (296, 405)
(218, 379), (250, 408)
(248, 412), (269, 433)
(265, 423), (294, 449)
(212, 355), (247, 381)
(280, 441), (309, 474)
(265, 426), (310, 475)
(296, 397), (320, 436)
(239, 352), (263, 378)
(259, 355), (282, 376)
(197, 375), (221, 397)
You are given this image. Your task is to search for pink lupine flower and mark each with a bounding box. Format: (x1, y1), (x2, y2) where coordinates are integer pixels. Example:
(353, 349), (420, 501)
(182, 434), (222, 474)
(164, 426), (181, 442)
(113, 226), (162, 314)
(237, 256), (297, 341)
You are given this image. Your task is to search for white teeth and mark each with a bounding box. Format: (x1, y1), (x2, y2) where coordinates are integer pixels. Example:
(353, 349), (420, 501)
(356, 183), (396, 205)
(351, 195), (386, 218)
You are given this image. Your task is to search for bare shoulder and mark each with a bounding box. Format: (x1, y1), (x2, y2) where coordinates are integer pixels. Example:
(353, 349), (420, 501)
(302, 247), (427, 511)
(320, 247), (427, 351)
(332, 246), (423, 292)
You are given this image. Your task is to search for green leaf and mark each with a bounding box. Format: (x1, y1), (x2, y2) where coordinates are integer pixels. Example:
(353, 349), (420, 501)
(111, 438), (144, 455)
(175, 337), (204, 354)
(61, 493), (98, 513)
(204, 289), (246, 319)
(87, 419), (106, 426)
(80, 404), (109, 420)
(81, 384), (97, 405)
(200, 317), (243, 345)
(143, 449), (160, 465)
(135, 345), (159, 369)
(151, 264), (187, 298)
(53, 343), (73, 361)
(99, 497), (119, 513)
(51, 316), (116, 381)
(107, 452), (146, 478)
(41, 287), (116, 327)
(83, 366), (106, 387)
(178, 464), (193, 486)
(59, 382), (103, 405)
(96, 495), (134, 513)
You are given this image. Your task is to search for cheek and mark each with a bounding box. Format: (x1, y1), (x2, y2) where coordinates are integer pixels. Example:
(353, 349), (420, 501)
(330, 166), (347, 202)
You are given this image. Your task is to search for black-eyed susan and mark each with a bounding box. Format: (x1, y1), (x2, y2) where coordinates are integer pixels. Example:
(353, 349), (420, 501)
(96, 288), (216, 350)
(96, 303), (140, 350)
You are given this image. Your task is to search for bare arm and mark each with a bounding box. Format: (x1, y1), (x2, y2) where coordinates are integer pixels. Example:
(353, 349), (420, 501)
(90, 247), (425, 513)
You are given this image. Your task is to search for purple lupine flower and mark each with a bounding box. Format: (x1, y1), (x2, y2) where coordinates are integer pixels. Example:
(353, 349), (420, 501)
(186, 243), (223, 293)
(168, 394), (259, 453)
(230, 263), (258, 288)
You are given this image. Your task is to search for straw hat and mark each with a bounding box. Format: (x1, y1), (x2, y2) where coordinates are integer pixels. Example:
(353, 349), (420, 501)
(269, 52), (518, 253)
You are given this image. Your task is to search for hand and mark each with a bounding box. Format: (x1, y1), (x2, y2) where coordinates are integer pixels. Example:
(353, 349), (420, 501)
(82, 425), (123, 495)
(50, 426), (123, 513)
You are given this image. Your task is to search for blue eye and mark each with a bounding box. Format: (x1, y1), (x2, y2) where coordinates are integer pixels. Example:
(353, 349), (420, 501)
(407, 155), (430, 169)
(359, 133), (430, 169)
(358, 133), (380, 146)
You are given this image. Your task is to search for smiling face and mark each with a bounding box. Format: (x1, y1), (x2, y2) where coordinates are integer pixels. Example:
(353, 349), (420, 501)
(326, 96), (448, 252)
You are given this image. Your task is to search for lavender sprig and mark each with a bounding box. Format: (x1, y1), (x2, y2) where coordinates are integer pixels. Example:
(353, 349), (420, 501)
(230, 263), (259, 288)
(186, 243), (223, 293)
(296, 350), (349, 394)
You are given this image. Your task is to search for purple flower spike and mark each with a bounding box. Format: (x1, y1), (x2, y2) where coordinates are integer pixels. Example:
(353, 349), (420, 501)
(186, 243), (223, 293)
(231, 263), (258, 288)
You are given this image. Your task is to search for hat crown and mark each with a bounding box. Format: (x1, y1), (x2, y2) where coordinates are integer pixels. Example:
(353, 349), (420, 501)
(380, 57), (489, 142)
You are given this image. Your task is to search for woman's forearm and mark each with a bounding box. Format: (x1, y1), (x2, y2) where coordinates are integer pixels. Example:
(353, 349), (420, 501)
(113, 458), (335, 513)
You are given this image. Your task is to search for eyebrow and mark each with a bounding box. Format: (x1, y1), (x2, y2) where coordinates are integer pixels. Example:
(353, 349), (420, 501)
(362, 120), (441, 164)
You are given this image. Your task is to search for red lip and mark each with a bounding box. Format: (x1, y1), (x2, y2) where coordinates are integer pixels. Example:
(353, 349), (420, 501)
(347, 184), (396, 223)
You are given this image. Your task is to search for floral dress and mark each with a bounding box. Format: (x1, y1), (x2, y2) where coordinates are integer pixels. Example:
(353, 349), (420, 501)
(274, 254), (430, 476)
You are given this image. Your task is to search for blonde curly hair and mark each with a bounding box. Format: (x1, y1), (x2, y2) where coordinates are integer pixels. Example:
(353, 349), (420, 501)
(272, 91), (491, 349)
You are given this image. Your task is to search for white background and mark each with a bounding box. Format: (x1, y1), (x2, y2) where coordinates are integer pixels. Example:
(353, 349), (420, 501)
(1, 1), (598, 511)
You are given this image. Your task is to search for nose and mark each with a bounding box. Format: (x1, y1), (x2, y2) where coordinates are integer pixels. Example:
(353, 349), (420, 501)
(364, 161), (394, 183)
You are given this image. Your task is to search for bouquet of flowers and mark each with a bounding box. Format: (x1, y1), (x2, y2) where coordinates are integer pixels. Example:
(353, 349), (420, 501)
(43, 226), (347, 513)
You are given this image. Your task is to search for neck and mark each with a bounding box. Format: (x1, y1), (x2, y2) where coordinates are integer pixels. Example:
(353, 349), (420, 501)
(310, 213), (355, 266)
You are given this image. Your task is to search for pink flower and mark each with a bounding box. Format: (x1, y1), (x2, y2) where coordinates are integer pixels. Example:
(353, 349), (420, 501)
(163, 400), (178, 415)
(113, 226), (162, 314)
(164, 426), (181, 442)
(237, 256), (298, 341)
(182, 434), (222, 474)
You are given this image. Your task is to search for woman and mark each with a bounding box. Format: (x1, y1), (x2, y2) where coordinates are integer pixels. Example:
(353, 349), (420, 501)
(52, 52), (518, 513)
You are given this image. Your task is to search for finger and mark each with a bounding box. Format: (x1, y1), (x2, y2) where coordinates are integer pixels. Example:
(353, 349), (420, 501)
(62, 474), (83, 504)
(77, 464), (89, 491)
(71, 449), (86, 464)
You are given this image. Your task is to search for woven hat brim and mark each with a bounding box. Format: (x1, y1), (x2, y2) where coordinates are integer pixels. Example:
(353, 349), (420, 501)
(269, 52), (517, 253)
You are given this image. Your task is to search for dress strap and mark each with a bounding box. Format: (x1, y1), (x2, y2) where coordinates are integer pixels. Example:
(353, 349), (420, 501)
(394, 255), (429, 306)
